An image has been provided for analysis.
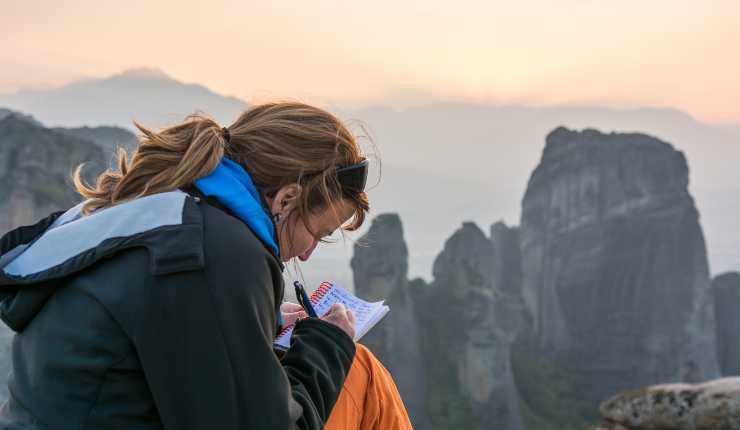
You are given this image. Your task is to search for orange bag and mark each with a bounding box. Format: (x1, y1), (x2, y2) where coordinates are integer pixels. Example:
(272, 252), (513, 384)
(324, 343), (413, 430)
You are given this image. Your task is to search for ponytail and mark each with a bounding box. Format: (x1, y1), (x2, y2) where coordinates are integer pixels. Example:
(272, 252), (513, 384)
(73, 102), (371, 245)
(73, 113), (227, 215)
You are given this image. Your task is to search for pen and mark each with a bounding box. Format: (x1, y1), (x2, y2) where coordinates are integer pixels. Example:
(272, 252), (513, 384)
(294, 281), (318, 318)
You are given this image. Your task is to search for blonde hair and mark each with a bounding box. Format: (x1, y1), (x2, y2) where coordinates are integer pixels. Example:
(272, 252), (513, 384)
(73, 101), (372, 244)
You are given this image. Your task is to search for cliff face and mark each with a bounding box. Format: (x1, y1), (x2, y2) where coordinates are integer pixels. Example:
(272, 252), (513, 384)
(712, 272), (740, 376)
(490, 222), (527, 318)
(0, 114), (106, 234)
(425, 222), (525, 429)
(520, 127), (719, 403)
(352, 216), (527, 429)
(350, 214), (430, 429)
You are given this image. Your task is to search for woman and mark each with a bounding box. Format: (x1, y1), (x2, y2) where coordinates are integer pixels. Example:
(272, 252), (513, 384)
(0, 102), (412, 429)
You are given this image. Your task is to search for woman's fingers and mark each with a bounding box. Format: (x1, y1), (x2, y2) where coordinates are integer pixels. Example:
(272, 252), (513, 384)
(280, 301), (308, 327)
(281, 310), (307, 327)
(280, 301), (304, 313)
(285, 302), (357, 339)
(326, 303), (346, 316)
(321, 303), (356, 339)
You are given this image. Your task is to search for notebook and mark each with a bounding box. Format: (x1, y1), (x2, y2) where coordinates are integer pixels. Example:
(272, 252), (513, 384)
(273, 281), (390, 352)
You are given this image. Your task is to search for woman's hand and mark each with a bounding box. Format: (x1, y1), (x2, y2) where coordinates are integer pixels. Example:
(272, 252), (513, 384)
(280, 302), (307, 327)
(281, 301), (356, 339)
(321, 303), (356, 339)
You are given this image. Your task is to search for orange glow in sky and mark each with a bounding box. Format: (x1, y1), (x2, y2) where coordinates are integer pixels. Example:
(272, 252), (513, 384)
(1, 0), (739, 123)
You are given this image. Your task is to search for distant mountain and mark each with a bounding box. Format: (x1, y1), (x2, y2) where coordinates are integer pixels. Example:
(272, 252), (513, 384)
(0, 107), (42, 126)
(52, 125), (138, 156)
(3, 69), (739, 283)
(1, 106), (138, 161)
(0, 68), (247, 129)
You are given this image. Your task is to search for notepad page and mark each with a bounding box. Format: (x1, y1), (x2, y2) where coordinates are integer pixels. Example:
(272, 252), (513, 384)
(356, 304), (390, 339)
(273, 282), (389, 351)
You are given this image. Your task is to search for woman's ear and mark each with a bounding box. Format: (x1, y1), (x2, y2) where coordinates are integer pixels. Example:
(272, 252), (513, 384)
(269, 183), (303, 218)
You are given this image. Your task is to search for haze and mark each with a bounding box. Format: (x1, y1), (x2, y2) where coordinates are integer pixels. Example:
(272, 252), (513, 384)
(2, 0), (739, 124)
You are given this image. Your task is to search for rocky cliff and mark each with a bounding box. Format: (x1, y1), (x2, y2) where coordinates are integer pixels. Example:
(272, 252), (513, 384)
(350, 214), (430, 428)
(424, 222), (525, 429)
(712, 272), (740, 376)
(0, 113), (107, 234)
(351, 216), (528, 429)
(520, 127), (719, 405)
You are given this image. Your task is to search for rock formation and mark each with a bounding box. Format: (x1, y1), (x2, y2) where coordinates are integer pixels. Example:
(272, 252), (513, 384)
(352, 216), (527, 429)
(422, 222), (525, 429)
(713, 272), (740, 376)
(596, 377), (740, 429)
(520, 127), (720, 405)
(490, 221), (524, 297)
(0, 113), (106, 234)
(351, 214), (430, 429)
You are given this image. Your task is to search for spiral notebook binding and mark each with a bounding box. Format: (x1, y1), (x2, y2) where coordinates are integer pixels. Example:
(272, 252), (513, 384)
(276, 281), (335, 338)
(310, 281), (333, 303)
(277, 324), (291, 337)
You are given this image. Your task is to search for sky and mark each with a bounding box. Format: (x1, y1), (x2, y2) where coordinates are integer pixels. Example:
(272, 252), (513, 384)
(1, 0), (739, 124)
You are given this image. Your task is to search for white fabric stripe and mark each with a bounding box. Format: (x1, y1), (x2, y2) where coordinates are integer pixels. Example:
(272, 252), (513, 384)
(49, 201), (85, 230)
(0, 243), (30, 270)
(3, 191), (188, 277)
(0, 202), (84, 271)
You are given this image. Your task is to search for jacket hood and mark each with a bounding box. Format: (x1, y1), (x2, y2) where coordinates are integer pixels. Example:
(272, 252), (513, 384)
(0, 190), (205, 332)
(193, 158), (281, 258)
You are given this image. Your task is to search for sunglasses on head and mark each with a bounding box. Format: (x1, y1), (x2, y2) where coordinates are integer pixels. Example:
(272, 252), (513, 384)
(335, 158), (369, 193)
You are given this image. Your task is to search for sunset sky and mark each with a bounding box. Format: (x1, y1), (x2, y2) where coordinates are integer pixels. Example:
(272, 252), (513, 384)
(2, 0), (739, 123)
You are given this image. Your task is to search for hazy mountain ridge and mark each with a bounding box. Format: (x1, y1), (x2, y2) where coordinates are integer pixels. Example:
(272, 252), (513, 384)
(52, 125), (138, 155)
(0, 109), (147, 231)
(3, 70), (739, 286)
(0, 68), (246, 129)
(0, 108), (42, 126)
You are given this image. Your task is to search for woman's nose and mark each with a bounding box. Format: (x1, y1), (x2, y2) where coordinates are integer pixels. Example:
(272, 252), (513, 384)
(298, 240), (318, 261)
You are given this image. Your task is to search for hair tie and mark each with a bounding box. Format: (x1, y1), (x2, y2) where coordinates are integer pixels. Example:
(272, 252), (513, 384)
(221, 127), (231, 144)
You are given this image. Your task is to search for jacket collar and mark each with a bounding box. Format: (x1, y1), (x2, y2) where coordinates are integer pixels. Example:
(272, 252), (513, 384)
(181, 185), (285, 272)
(193, 158), (281, 259)
(0, 191), (205, 331)
(0, 191), (204, 285)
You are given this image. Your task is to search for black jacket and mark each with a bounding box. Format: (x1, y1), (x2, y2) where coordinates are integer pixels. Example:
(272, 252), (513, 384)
(0, 188), (356, 429)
